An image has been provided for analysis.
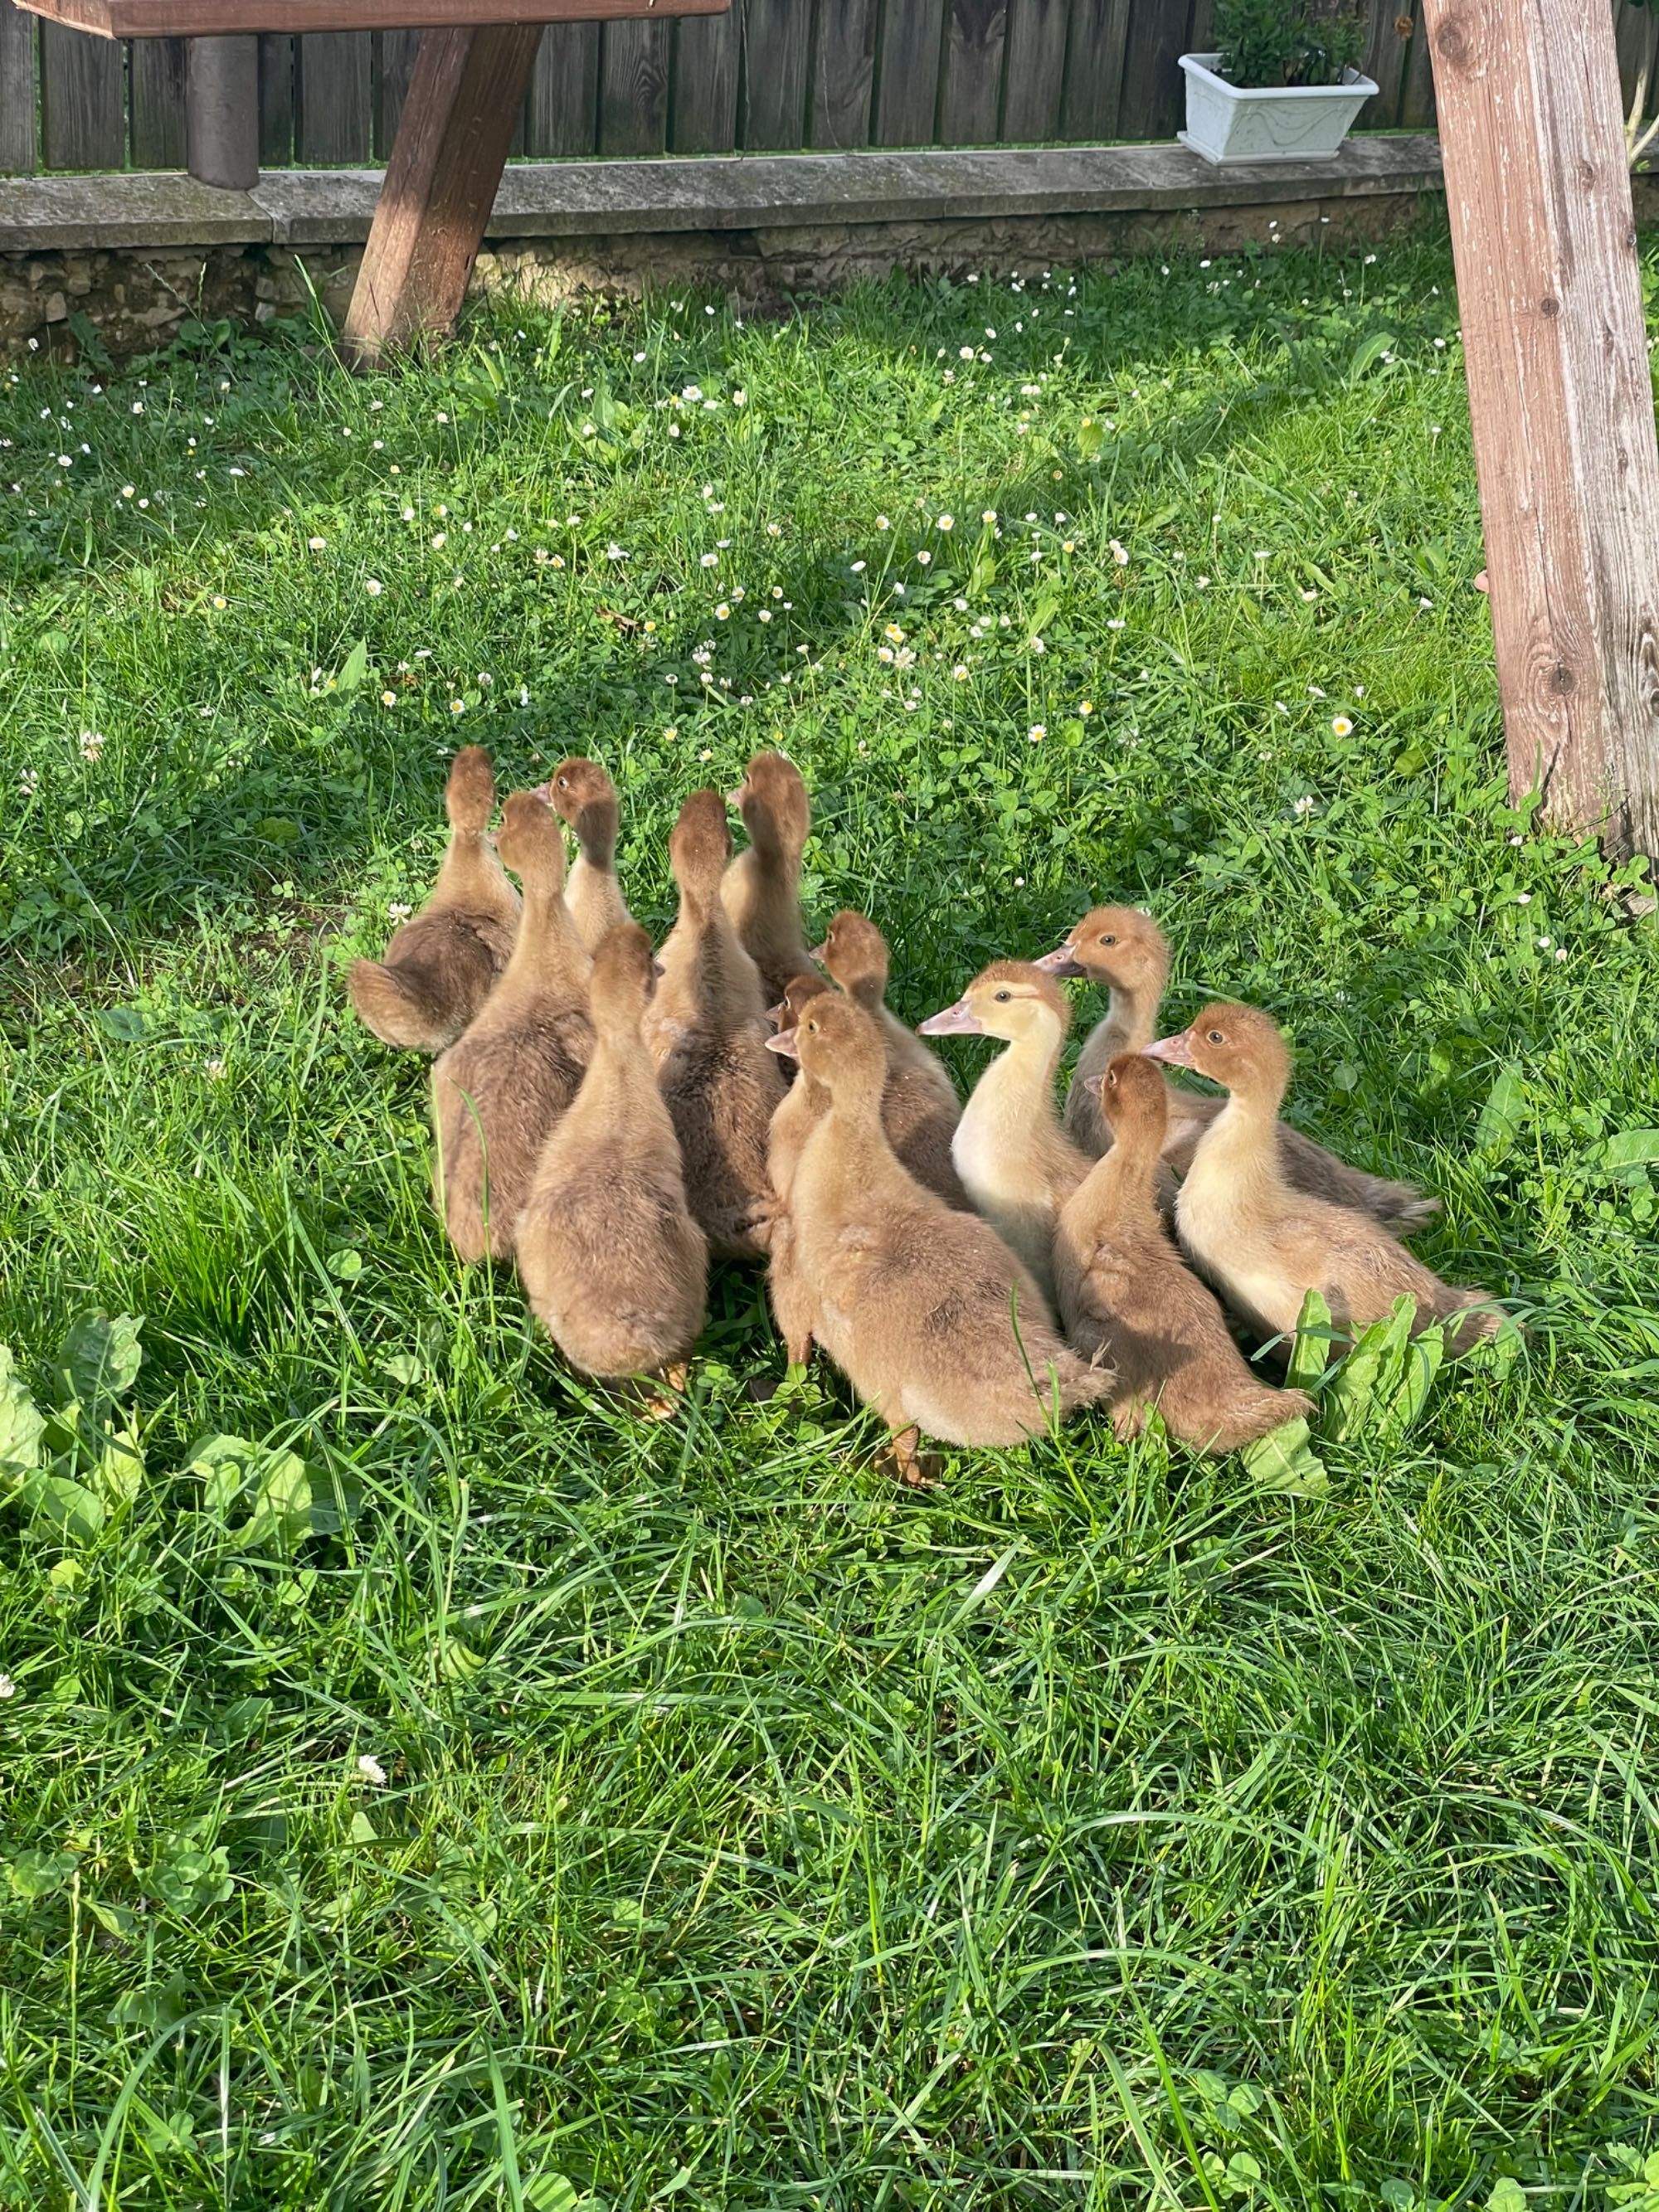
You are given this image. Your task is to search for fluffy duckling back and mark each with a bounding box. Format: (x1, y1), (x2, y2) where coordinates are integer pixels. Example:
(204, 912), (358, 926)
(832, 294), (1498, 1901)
(516, 921), (708, 1381)
(431, 791), (593, 1262)
(348, 746), (520, 1053)
(645, 789), (785, 1261)
(778, 993), (1110, 1476)
(1054, 1053), (1312, 1451)
(720, 751), (816, 1004)
(817, 910), (968, 1208)
(763, 972), (834, 1365)
(542, 756), (633, 955)
(919, 960), (1092, 1300)
(1039, 903), (1436, 1232)
(1147, 1003), (1499, 1354)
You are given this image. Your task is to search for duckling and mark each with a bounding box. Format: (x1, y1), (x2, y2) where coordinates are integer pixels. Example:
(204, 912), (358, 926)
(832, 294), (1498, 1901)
(645, 789), (785, 1260)
(764, 972), (834, 1364)
(771, 993), (1111, 1479)
(1038, 904), (1437, 1233)
(540, 756), (633, 955)
(431, 791), (592, 1262)
(348, 746), (520, 1053)
(1145, 1003), (1499, 1354)
(516, 922), (708, 1381)
(720, 751), (816, 1004)
(815, 910), (969, 1209)
(1055, 1053), (1313, 1450)
(918, 961), (1092, 1300)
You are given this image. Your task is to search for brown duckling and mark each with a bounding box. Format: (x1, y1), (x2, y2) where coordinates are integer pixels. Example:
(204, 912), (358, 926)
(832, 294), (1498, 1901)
(771, 993), (1111, 1479)
(540, 756), (633, 955)
(516, 922), (708, 1382)
(1038, 904), (1437, 1233)
(1146, 1004), (1498, 1354)
(431, 791), (593, 1262)
(1055, 1054), (1312, 1451)
(645, 789), (785, 1261)
(764, 973), (835, 1364)
(720, 751), (816, 1004)
(348, 745), (520, 1053)
(815, 911), (969, 1209)
(918, 961), (1092, 1300)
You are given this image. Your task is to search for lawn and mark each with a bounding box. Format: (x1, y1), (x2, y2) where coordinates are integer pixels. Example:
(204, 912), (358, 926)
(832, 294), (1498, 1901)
(2, 230), (1659, 2212)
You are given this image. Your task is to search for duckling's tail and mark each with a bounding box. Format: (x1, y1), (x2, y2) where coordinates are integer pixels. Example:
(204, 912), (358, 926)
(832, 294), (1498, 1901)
(1205, 1386), (1315, 1454)
(1438, 1290), (1507, 1359)
(348, 958), (458, 1054)
(1276, 1124), (1439, 1237)
(1054, 1348), (1117, 1418)
(445, 746), (497, 836)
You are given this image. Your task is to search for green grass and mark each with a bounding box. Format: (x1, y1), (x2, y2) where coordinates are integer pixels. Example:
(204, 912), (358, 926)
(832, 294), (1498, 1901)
(2, 232), (1659, 2211)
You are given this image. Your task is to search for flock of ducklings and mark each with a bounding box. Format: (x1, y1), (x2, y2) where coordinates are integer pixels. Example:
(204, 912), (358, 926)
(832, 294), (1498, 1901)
(348, 746), (1499, 1480)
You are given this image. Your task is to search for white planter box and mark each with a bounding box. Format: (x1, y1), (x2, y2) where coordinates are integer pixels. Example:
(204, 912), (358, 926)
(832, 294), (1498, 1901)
(1177, 51), (1377, 165)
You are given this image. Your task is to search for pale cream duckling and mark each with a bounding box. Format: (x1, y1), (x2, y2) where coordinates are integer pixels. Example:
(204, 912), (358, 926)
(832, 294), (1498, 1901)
(348, 745), (520, 1053)
(770, 993), (1111, 1480)
(540, 756), (633, 955)
(1146, 1004), (1499, 1355)
(918, 961), (1092, 1300)
(1055, 1053), (1312, 1451)
(431, 792), (592, 1262)
(516, 922), (708, 1382)
(720, 751), (816, 1005)
(764, 972), (834, 1364)
(1037, 904), (1436, 1232)
(815, 911), (969, 1209)
(645, 789), (785, 1261)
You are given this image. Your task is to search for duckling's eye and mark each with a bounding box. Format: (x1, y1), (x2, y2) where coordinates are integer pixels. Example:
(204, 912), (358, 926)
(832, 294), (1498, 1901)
(994, 989), (1011, 1003)
(1207, 1028), (1224, 1044)
(1105, 1070), (1118, 1087)
(1098, 933), (1116, 946)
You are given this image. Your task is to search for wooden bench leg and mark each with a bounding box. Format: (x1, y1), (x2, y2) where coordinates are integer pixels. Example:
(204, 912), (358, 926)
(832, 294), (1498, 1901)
(342, 22), (542, 370)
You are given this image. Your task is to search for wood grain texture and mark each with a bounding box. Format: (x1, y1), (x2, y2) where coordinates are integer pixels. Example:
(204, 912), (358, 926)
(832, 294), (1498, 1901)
(1058, 0), (1131, 139)
(129, 29), (183, 163)
(256, 31), (293, 161)
(1117, 0), (1193, 143)
(1397, 0), (1437, 129)
(0, 2), (39, 170)
(377, 25), (421, 155)
(343, 22), (542, 363)
(1359, 0), (1413, 126)
(1424, 0), (1659, 858)
(598, 16), (668, 153)
(672, 2), (737, 150)
(809, 0), (875, 148)
(873, 0), (943, 143)
(522, 23), (598, 153)
(17, 0), (727, 30)
(40, 17), (122, 165)
(739, 0), (808, 148)
(938, 0), (1006, 143)
(296, 31), (369, 160)
(1000, 0), (1068, 140)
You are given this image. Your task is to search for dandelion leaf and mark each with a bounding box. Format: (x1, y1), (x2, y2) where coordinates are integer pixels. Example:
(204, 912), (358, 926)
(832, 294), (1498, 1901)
(1286, 1287), (1335, 1391)
(0, 1346), (46, 1493)
(1242, 1417), (1330, 1498)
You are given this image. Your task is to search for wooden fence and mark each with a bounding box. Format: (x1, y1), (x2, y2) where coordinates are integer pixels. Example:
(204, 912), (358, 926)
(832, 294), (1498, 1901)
(0, 0), (1656, 173)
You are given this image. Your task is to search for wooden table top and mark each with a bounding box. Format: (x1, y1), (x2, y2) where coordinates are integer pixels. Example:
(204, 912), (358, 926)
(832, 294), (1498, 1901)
(15, 0), (727, 33)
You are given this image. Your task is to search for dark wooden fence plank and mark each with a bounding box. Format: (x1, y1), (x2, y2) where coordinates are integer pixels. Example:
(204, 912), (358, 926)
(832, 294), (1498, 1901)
(1117, 0), (1193, 143)
(129, 32), (184, 165)
(295, 30), (371, 163)
(598, 17), (669, 154)
(40, 20), (124, 168)
(1059, 0), (1131, 137)
(1616, 0), (1659, 131)
(1359, 0), (1411, 126)
(740, 0), (809, 147)
(938, 0), (1007, 142)
(673, 6), (739, 149)
(873, 0), (943, 143)
(0, 4), (38, 171)
(1001, 0), (1068, 140)
(523, 24), (599, 153)
(810, 0), (876, 148)
(377, 26), (421, 155)
(257, 32), (293, 162)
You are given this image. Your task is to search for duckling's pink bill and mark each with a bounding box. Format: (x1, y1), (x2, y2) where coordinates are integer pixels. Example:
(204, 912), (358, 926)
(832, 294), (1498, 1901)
(765, 1030), (800, 1057)
(1032, 944), (1087, 976)
(807, 941), (829, 965)
(766, 1001), (788, 1027)
(917, 999), (984, 1037)
(1142, 1031), (1197, 1067)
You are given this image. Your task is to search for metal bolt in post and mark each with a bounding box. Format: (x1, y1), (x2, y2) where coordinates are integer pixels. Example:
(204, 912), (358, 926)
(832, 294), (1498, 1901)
(186, 35), (259, 191)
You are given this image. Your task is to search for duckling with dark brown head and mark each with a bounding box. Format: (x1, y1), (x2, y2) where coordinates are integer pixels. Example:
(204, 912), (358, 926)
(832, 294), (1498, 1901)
(771, 992), (1111, 1478)
(542, 756), (633, 955)
(1055, 1053), (1312, 1450)
(348, 746), (520, 1053)
(1146, 1003), (1499, 1355)
(721, 751), (815, 1004)
(431, 790), (593, 1262)
(645, 789), (785, 1261)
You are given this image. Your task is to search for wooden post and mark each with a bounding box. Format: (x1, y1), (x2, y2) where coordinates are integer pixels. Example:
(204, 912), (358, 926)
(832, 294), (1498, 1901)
(1424, 0), (1659, 860)
(186, 33), (258, 187)
(341, 21), (542, 368)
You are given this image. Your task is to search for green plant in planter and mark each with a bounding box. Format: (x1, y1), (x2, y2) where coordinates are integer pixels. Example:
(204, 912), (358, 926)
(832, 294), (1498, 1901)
(1212, 0), (1367, 86)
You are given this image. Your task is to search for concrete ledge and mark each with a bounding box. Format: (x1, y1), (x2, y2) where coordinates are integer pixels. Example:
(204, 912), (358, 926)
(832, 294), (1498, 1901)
(0, 138), (1444, 254)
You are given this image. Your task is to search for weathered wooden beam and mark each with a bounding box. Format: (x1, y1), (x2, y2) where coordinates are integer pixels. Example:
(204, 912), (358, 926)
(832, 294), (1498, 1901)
(15, 0), (727, 32)
(341, 22), (542, 367)
(1424, 0), (1659, 859)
